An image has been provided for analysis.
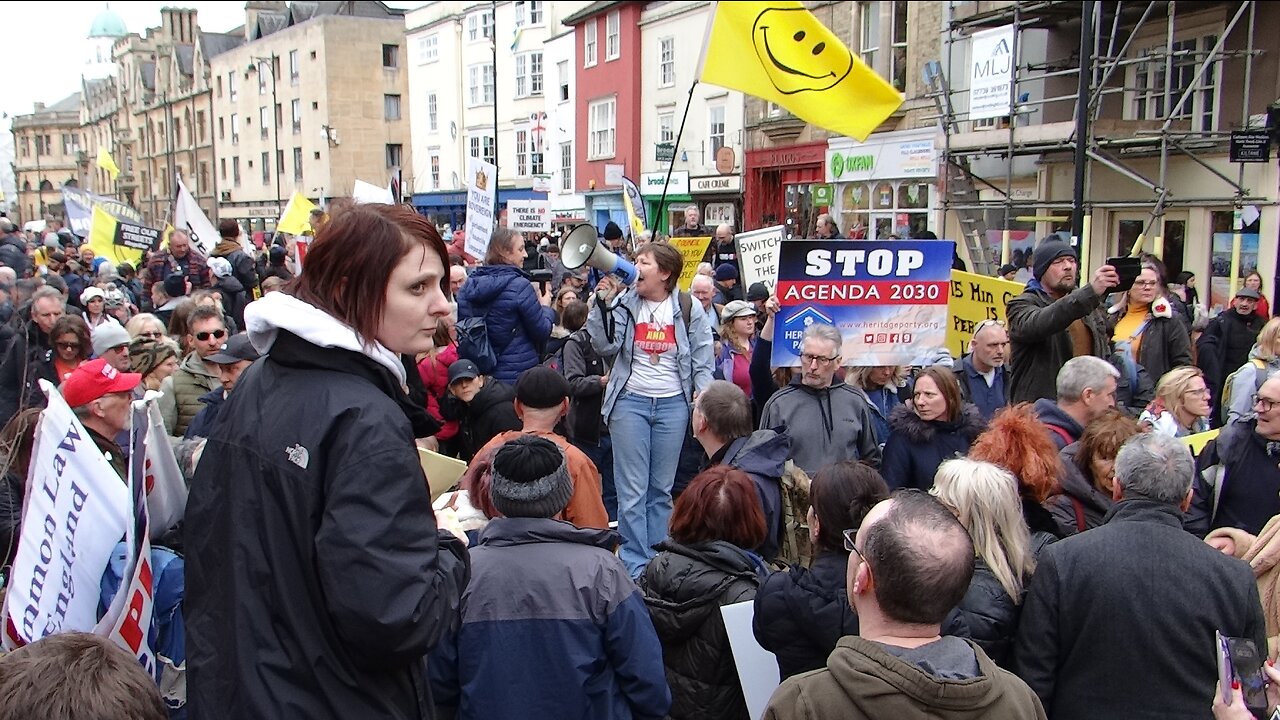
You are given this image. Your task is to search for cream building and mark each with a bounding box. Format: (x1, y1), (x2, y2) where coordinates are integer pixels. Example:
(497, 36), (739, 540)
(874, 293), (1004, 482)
(11, 94), (83, 225)
(210, 1), (412, 234)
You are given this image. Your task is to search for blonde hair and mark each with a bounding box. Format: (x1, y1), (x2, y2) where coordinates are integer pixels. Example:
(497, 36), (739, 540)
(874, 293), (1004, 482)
(1256, 318), (1280, 361)
(847, 365), (906, 390)
(1154, 366), (1206, 418)
(932, 458), (1036, 601)
(719, 316), (752, 353)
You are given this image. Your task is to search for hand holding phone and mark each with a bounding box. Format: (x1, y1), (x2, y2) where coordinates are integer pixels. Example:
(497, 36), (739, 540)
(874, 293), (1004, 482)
(1105, 256), (1142, 293)
(1217, 631), (1271, 716)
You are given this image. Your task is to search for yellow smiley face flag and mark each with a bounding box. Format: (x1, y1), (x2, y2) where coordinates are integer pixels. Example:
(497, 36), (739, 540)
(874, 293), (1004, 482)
(699, 1), (903, 142)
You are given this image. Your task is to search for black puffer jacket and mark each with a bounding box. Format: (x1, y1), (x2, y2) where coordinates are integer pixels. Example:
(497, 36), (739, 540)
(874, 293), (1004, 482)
(881, 403), (986, 491)
(441, 378), (521, 461)
(751, 551), (858, 679)
(186, 322), (470, 720)
(1044, 442), (1115, 536)
(943, 559), (1025, 669)
(640, 540), (763, 720)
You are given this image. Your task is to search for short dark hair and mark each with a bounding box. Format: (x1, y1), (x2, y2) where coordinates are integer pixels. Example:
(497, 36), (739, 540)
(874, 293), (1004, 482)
(290, 203), (448, 345)
(217, 218), (240, 240)
(915, 366), (964, 423)
(860, 490), (975, 625)
(636, 242), (683, 293)
(0, 632), (167, 720)
(561, 301), (588, 332)
(669, 466), (766, 550)
(187, 303), (225, 331)
(696, 380), (752, 441)
(1075, 409), (1141, 483)
(810, 461), (889, 554)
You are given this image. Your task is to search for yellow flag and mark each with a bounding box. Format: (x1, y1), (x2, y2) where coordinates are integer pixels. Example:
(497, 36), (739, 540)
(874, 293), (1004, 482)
(277, 192), (317, 235)
(96, 147), (120, 181)
(621, 186), (646, 240)
(87, 205), (145, 265)
(699, 1), (903, 141)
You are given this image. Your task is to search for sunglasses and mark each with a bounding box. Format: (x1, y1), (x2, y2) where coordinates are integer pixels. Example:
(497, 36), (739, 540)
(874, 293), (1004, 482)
(56, 342), (81, 350)
(195, 329), (227, 342)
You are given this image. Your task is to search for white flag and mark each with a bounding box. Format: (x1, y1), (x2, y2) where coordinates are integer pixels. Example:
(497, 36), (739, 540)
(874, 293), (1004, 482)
(175, 178), (219, 255)
(139, 393), (186, 540)
(2, 382), (131, 649)
(353, 179), (394, 205)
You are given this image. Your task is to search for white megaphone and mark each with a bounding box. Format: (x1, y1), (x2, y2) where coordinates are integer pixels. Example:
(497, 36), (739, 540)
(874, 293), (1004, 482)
(560, 223), (639, 285)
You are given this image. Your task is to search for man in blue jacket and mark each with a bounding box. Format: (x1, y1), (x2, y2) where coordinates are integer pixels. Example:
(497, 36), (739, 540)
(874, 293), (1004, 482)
(430, 436), (671, 720)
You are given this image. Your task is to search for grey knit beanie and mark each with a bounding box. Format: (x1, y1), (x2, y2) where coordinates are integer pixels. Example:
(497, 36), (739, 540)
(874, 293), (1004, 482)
(490, 436), (573, 519)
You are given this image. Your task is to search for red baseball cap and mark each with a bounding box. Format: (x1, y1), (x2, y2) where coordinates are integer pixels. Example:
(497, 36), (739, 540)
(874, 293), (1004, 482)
(61, 358), (141, 407)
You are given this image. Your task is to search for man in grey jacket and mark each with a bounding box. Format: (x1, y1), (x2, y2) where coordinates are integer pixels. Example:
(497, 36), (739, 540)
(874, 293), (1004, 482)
(759, 323), (880, 475)
(1006, 239), (1119, 404)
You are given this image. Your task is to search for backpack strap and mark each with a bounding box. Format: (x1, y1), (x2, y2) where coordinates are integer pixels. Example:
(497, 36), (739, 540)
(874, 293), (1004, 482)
(678, 290), (692, 328)
(1071, 496), (1088, 533)
(1046, 423), (1073, 446)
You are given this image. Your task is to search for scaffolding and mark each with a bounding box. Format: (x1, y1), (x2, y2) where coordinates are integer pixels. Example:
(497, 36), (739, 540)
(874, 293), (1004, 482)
(927, 1), (1269, 275)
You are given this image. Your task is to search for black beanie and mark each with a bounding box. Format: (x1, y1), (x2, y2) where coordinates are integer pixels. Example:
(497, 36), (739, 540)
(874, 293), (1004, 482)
(1032, 240), (1076, 280)
(490, 436), (573, 519)
(603, 221), (624, 241)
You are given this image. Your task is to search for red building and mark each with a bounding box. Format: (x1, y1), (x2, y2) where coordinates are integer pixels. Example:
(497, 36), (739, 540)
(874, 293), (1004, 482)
(562, 1), (643, 230)
(744, 141), (828, 236)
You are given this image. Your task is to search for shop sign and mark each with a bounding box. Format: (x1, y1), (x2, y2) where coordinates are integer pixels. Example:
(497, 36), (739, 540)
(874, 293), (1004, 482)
(969, 26), (1015, 121)
(812, 184), (834, 206)
(690, 175), (742, 194)
(1230, 131), (1272, 163)
(656, 143), (675, 162)
(826, 136), (936, 183)
(640, 170), (690, 197)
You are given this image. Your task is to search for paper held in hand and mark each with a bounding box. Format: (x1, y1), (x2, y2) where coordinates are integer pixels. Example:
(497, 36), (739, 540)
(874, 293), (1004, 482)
(419, 448), (468, 500)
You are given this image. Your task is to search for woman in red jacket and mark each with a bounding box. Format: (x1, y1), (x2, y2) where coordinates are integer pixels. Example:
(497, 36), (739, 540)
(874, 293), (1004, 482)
(418, 320), (460, 454)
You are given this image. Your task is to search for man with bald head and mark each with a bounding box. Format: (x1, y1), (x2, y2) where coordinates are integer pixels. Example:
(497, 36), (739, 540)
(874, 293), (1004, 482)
(765, 490), (1044, 719)
(704, 223), (738, 269)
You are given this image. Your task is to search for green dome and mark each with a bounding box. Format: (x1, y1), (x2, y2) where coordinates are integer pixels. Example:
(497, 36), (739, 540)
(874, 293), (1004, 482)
(88, 6), (127, 39)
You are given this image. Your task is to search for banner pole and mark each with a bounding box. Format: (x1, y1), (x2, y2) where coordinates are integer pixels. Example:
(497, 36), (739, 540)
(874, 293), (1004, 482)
(653, 80), (699, 234)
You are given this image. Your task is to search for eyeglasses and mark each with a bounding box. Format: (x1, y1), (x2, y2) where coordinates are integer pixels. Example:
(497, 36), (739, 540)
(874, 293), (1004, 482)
(1132, 280), (1159, 288)
(195, 330), (227, 342)
(800, 353), (840, 367)
(842, 529), (865, 563)
(973, 319), (1005, 334)
(1184, 387), (1211, 397)
(1254, 394), (1280, 413)
(56, 342), (81, 350)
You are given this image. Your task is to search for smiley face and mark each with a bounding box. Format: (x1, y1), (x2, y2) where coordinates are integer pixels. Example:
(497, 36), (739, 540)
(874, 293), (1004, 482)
(752, 8), (853, 95)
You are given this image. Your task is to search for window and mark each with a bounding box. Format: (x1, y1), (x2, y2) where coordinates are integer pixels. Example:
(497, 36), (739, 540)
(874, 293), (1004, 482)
(468, 9), (494, 42)
(293, 147), (303, 182)
(659, 37), (675, 87)
(232, 156), (240, 186)
(515, 1), (543, 27)
(199, 162), (209, 192)
(228, 72), (237, 101)
(659, 112), (674, 143)
(220, 157), (226, 180)
(291, 99), (301, 134)
(61, 134), (77, 155)
(277, 149), (285, 176)
(1128, 34), (1220, 131)
(258, 66), (267, 95)
(261, 151), (270, 185)
(531, 147), (544, 176)
(468, 63), (495, 106)
(217, 75), (223, 98)
(386, 143), (403, 169)
(275, 103), (283, 130)
(289, 49), (299, 84)
(418, 34), (438, 64)
(382, 44), (400, 68)
(890, 0), (907, 91)
(516, 129), (529, 176)
(430, 154), (440, 188)
(584, 20), (597, 67)
(469, 135), (496, 165)
(515, 53), (543, 98)
(558, 61), (569, 102)
(709, 105), (726, 155)
(18, 137), (27, 158)
(560, 142), (572, 191)
(588, 97), (616, 159)
(606, 11), (620, 60)
(230, 113), (239, 144)
(197, 111), (206, 143)
(384, 94), (402, 120)
(259, 106), (270, 139)
(860, 2), (879, 70)
(428, 93), (438, 131)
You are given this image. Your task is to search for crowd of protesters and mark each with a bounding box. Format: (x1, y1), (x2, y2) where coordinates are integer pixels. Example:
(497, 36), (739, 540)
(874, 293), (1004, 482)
(2, 205), (1280, 720)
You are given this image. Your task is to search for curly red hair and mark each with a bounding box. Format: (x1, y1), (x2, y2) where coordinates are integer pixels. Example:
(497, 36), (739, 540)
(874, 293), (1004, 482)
(968, 403), (1062, 503)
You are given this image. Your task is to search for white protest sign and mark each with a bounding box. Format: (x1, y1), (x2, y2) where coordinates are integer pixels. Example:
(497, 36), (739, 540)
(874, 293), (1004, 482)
(736, 225), (785, 294)
(464, 158), (498, 261)
(107, 400), (157, 677)
(174, 179), (218, 254)
(720, 600), (780, 720)
(353, 179), (395, 205)
(2, 382), (130, 649)
(508, 200), (551, 232)
(142, 393), (186, 539)
(969, 25), (1015, 121)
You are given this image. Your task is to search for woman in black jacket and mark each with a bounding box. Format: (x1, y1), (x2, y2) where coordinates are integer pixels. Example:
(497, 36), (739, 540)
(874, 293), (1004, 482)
(935, 458), (1040, 668)
(1046, 410), (1140, 536)
(752, 461), (888, 679)
(881, 366), (985, 491)
(185, 203), (470, 720)
(561, 301), (615, 520)
(641, 466), (767, 720)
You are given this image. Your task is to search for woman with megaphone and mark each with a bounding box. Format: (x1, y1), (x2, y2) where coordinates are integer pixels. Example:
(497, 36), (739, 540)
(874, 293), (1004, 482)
(587, 241), (715, 578)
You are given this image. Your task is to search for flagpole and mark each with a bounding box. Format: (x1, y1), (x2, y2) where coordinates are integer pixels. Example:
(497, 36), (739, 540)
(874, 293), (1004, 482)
(652, 79), (698, 234)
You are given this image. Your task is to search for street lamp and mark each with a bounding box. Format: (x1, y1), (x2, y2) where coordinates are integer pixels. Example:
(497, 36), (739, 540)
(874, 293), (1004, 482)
(246, 54), (282, 218)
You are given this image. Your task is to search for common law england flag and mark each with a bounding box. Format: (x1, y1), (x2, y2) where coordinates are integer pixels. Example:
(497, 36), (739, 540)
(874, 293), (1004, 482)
(699, 1), (903, 142)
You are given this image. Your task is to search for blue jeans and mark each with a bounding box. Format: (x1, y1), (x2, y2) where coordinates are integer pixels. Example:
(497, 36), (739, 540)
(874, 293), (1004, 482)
(573, 434), (616, 523)
(609, 392), (690, 577)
